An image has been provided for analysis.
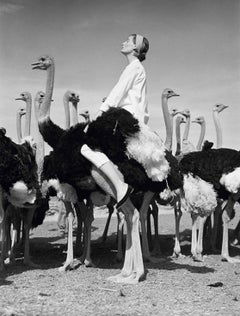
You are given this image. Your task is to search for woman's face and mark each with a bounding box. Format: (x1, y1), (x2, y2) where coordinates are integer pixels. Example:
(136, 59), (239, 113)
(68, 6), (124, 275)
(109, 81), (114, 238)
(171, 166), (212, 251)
(121, 35), (135, 55)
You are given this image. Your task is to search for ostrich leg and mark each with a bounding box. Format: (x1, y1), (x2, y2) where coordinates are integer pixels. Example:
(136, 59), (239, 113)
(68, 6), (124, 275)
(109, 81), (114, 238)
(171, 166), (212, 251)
(79, 199), (95, 267)
(101, 203), (115, 243)
(23, 207), (40, 268)
(221, 194), (240, 263)
(150, 198), (162, 256)
(172, 196), (183, 257)
(196, 215), (208, 261)
(108, 198), (144, 284)
(139, 191), (161, 262)
(0, 185), (5, 270)
(59, 201), (76, 272)
(191, 213), (198, 260)
(116, 211), (125, 262)
(74, 202), (84, 257)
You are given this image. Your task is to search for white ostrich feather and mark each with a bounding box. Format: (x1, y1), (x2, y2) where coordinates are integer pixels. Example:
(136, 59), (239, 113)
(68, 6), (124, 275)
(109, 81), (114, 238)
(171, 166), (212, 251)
(126, 123), (170, 181)
(8, 181), (36, 207)
(182, 174), (217, 217)
(220, 167), (240, 193)
(47, 179), (78, 203)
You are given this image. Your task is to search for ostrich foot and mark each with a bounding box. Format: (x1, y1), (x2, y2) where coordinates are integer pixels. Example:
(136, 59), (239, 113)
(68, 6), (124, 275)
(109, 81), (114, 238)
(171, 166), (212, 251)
(23, 260), (40, 269)
(107, 271), (144, 284)
(4, 256), (16, 265)
(192, 254), (204, 262)
(171, 252), (185, 259)
(83, 258), (96, 268)
(59, 258), (81, 272)
(231, 238), (239, 246)
(221, 256), (240, 263)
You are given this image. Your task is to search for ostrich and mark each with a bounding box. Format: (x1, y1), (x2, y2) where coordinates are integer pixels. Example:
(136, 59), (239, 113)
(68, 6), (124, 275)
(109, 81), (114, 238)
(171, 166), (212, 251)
(16, 106), (27, 143)
(0, 127), (38, 270)
(5, 91), (49, 267)
(32, 55), (184, 283)
(177, 109), (196, 154)
(191, 116), (206, 151)
(62, 89), (96, 268)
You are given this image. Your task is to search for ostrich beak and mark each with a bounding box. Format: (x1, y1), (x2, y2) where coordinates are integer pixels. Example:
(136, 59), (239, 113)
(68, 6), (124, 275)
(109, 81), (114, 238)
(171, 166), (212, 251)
(31, 62), (41, 69)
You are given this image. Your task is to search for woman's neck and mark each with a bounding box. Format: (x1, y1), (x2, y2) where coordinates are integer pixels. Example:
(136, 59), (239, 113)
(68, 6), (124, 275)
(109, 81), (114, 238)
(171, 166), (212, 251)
(126, 54), (139, 64)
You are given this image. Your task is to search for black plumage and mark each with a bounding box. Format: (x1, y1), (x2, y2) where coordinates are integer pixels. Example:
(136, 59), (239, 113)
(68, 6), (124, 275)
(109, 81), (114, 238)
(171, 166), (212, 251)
(179, 148), (240, 199)
(39, 108), (182, 201)
(0, 131), (38, 194)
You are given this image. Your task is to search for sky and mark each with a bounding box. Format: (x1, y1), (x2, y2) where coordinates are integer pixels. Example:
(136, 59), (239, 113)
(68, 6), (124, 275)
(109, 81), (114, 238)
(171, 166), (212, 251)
(0, 0), (239, 153)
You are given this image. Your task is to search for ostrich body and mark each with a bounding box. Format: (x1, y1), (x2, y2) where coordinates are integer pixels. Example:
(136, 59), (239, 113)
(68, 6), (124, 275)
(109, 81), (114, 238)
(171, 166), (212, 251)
(5, 91), (49, 267)
(0, 128), (38, 270)
(180, 147), (240, 262)
(32, 55), (184, 283)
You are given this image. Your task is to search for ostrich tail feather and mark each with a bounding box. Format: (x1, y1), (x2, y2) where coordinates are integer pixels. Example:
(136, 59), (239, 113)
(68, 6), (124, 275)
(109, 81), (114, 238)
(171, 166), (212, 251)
(8, 181), (36, 207)
(182, 174), (217, 216)
(220, 167), (240, 194)
(126, 124), (170, 182)
(46, 179), (78, 203)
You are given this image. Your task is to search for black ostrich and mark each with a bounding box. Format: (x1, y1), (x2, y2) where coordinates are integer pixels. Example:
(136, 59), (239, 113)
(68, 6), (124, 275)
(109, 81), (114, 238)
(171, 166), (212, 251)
(0, 128), (38, 270)
(179, 148), (240, 263)
(5, 91), (50, 267)
(32, 54), (183, 283)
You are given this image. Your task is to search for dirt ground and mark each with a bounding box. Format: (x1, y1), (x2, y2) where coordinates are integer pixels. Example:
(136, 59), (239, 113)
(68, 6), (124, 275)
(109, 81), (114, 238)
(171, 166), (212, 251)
(1, 204), (240, 316)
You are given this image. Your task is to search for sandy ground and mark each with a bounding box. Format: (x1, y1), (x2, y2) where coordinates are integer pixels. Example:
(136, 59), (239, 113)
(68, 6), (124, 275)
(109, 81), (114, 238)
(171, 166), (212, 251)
(0, 204), (240, 316)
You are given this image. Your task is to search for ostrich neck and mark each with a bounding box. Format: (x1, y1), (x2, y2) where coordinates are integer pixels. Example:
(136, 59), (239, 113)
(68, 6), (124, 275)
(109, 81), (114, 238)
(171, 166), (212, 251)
(63, 98), (70, 129)
(213, 111), (222, 148)
(40, 64), (54, 120)
(175, 119), (181, 156)
(16, 113), (22, 143)
(183, 116), (190, 141)
(196, 121), (206, 151)
(71, 102), (78, 126)
(24, 98), (32, 137)
(162, 95), (172, 151)
(34, 99), (45, 181)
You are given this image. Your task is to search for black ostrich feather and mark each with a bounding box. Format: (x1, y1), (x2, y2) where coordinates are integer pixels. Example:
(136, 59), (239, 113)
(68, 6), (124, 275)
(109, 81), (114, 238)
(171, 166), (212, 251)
(179, 148), (240, 199)
(31, 196), (49, 228)
(86, 108), (140, 162)
(38, 118), (65, 149)
(202, 140), (214, 151)
(0, 133), (38, 193)
(39, 108), (182, 200)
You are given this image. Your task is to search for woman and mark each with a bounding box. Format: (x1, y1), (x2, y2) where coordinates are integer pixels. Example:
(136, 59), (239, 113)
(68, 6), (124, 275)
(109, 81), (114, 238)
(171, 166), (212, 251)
(81, 34), (149, 209)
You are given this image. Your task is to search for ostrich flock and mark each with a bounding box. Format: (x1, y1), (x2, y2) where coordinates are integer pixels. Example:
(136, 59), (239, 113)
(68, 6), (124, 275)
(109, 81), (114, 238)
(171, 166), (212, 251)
(0, 54), (240, 285)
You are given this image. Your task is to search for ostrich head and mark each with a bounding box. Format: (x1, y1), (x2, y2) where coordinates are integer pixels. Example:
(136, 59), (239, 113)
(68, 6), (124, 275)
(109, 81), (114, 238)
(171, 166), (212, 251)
(79, 110), (90, 124)
(213, 103), (228, 113)
(170, 108), (179, 117)
(34, 91), (45, 105)
(17, 106), (26, 117)
(162, 88), (179, 99)
(0, 127), (6, 135)
(176, 115), (186, 124)
(192, 116), (205, 125)
(15, 91), (31, 103)
(178, 109), (191, 118)
(64, 90), (80, 104)
(31, 55), (54, 70)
